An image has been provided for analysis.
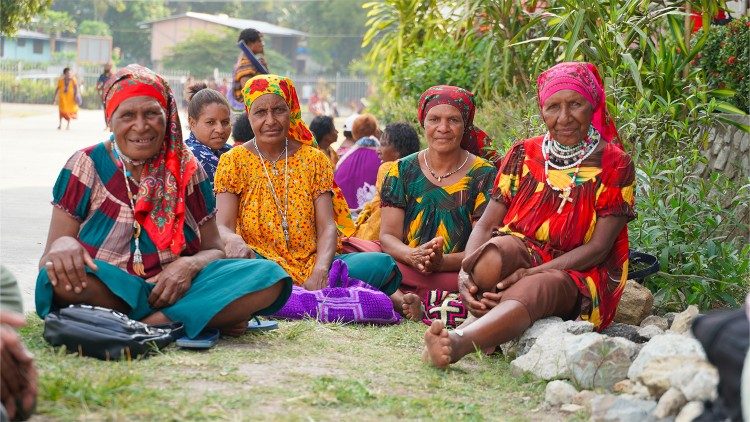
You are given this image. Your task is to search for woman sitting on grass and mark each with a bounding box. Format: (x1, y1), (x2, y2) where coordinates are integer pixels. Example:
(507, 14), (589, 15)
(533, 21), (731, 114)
(184, 82), (232, 187)
(424, 62), (635, 368)
(215, 74), (401, 294)
(35, 64), (292, 339)
(351, 122), (421, 241)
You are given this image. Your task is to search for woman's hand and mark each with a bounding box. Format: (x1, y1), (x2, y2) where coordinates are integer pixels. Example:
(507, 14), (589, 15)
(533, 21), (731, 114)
(477, 267), (532, 308)
(0, 312), (37, 422)
(458, 270), (493, 317)
(146, 257), (198, 308)
(420, 237), (444, 273)
(303, 267), (328, 291)
(224, 234), (255, 259)
(41, 236), (98, 294)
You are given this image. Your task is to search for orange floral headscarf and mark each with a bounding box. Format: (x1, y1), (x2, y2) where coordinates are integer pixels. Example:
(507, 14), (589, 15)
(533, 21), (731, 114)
(242, 74), (315, 146)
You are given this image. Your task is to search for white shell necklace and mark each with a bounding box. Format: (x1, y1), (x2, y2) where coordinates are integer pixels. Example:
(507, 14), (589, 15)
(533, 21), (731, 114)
(541, 127), (600, 214)
(253, 138), (290, 246)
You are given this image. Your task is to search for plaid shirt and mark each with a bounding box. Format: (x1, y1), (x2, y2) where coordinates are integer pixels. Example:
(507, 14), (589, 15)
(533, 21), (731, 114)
(52, 142), (216, 278)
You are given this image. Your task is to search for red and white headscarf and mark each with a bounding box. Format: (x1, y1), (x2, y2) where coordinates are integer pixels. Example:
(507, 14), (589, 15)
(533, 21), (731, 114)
(102, 64), (197, 254)
(537, 62), (621, 145)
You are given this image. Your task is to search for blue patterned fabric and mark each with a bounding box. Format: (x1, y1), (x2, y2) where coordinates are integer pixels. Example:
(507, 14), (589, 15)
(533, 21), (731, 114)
(185, 132), (231, 186)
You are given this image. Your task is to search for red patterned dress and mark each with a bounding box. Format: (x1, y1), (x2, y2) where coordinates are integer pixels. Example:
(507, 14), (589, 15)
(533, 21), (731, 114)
(493, 136), (635, 329)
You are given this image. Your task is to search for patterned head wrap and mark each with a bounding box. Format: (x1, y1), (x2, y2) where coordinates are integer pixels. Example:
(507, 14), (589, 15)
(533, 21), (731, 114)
(242, 74), (315, 146)
(417, 85), (493, 159)
(102, 64), (197, 254)
(537, 62), (620, 144)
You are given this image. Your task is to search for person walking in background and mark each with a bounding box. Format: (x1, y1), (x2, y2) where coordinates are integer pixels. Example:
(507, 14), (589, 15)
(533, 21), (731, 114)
(231, 28), (268, 110)
(53, 67), (79, 130)
(95, 63), (113, 107)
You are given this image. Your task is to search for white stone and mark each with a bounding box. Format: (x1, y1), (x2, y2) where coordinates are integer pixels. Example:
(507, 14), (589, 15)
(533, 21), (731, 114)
(589, 394), (658, 422)
(640, 315), (669, 330)
(510, 331), (572, 380)
(515, 317), (565, 356)
(565, 333), (635, 390)
(545, 380), (578, 406)
(563, 320), (595, 335)
(628, 334), (705, 380)
(572, 389), (596, 408)
(637, 324), (664, 340)
(669, 305), (699, 334)
(560, 403), (585, 413)
(675, 401), (704, 422)
(670, 362), (719, 401)
(653, 387), (687, 418)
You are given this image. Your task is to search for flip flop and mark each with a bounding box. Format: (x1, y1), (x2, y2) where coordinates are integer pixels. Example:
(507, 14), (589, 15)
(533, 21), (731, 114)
(247, 317), (278, 332)
(175, 328), (220, 349)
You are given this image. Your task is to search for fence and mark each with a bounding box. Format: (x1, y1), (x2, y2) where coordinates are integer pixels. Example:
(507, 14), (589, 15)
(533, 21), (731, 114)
(0, 60), (370, 116)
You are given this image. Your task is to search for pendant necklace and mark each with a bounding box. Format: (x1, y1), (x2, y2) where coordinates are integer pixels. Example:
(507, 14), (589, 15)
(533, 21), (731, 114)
(541, 128), (600, 214)
(112, 143), (147, 276)
(255, 142), (286, 176)
(423, 150), (469, 183)
(254, 138), (290, 246)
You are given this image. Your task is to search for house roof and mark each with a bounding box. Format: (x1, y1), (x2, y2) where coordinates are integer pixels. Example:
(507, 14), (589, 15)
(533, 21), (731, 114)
(142, 12), (306, 37)
(8, 29), (76, 43)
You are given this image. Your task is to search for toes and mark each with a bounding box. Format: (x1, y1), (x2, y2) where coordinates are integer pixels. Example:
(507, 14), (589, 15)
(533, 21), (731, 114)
(428, 320), (445, 335)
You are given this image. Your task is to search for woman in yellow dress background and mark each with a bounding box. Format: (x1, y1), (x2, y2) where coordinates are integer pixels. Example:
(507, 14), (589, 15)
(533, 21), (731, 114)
(53, 67), (79, 130)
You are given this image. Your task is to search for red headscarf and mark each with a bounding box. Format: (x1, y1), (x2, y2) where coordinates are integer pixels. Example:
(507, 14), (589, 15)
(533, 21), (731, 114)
(537, 62), (620, 145)
(102, 64), (197, 254)
(417, 85), (494, 160)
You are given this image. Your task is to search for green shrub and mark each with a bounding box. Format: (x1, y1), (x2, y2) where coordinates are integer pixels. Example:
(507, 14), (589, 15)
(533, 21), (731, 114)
(631, 154), (750, 311)
(698, 16), (750, 113)
(0, 74), (55, 104)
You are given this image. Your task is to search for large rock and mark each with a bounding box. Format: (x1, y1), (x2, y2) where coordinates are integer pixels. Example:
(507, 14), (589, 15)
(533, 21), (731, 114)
(545, 380), (578, 406)
(510, 330), (572, 380)
(636, 324), (664, 341)
(635, 356), (718, 401)
(501, 318), (595, 358)
(563, 320), (595, 335)
(601, 323), (646, 343)
(653, 387), (687, 419)
(675, 401), (704, 422)
(614, 280), (653, 326)
(669, 305), (699, 334)
(640, 315), (669, 330)
(565, 333), (637, 390)
(628, 334), (706, 381)
(589, 394), (658, 422)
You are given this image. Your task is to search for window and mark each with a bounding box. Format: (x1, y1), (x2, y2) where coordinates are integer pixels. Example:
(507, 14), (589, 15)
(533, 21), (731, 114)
(17, 38), (25, 47)
(33, 40), (43, 54)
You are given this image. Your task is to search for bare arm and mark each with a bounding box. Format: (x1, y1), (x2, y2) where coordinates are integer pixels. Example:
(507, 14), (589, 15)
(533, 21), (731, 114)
(216, 192), (254, 258)
(304, 192), (337, 290)
(39, 207), (98, 293)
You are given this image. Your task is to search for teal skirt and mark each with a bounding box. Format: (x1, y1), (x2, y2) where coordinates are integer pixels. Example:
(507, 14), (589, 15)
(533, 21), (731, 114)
(36, 258), (292, 338)
(336, 252), (401, 295)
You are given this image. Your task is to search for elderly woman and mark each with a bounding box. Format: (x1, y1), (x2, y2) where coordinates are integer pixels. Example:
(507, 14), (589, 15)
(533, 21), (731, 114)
(375, 86), (497, 322)
(352, 122), (421, 241)
(35, 65), (292, 339)
(424, 62), (635, 368)
(215, 75), (400, 294)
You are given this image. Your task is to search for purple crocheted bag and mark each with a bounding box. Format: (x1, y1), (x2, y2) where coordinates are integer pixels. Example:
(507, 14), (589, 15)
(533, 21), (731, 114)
(272, 259), (401, 325)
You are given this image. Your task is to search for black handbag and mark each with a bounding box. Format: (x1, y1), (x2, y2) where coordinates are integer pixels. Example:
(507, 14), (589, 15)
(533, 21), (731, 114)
(43, 305), (184, 360)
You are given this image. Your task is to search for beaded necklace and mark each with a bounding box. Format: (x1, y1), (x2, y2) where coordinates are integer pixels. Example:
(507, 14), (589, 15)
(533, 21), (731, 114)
(542, 127), (600, 214)
(112, 142), (147, 276)
(254, 138), (290, 246)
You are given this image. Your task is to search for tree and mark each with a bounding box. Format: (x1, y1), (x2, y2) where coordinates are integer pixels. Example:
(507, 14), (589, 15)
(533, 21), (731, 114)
(79, 20), (111, 36)
(0, 0), (52, 36)
(33, 10), (77, 55)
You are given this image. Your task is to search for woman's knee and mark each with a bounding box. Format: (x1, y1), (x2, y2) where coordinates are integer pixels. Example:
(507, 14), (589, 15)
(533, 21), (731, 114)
(471, 247), (502, 292)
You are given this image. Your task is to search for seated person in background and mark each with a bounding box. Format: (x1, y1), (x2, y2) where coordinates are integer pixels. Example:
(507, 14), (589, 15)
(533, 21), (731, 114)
(352, 122), (420, 241)
(424, 62), (635, 368)
(35, 64), (292, 339)
(184, 82), (232, 187)
(309, 115), (356, 237)
(309, 115), (339, 167)
(231, 111), (254, 147)
(335, 113), (383, 213)
(1, 266), (37, 421)
(215, 74), (400, 296)
(337, 114), (359, 156)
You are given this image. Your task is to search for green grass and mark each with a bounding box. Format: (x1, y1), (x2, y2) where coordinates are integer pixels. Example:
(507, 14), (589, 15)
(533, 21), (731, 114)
(20, 316), (572, 421)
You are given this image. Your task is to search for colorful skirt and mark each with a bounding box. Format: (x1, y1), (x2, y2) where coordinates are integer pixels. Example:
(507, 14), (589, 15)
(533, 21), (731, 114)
(36, 258), (292, 338)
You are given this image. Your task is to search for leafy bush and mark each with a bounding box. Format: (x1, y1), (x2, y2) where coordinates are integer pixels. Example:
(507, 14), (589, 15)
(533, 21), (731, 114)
(79, 20), (111, 36)
(0, 74), (55, 104)
(631, 155), (750, 311)
(698, 16), (750, 113)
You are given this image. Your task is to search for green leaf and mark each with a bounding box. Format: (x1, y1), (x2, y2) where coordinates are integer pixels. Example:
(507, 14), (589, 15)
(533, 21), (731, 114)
(621, 53), (644, 95)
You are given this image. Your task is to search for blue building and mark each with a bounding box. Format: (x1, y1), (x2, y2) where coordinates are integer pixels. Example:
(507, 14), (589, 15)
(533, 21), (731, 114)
(0, 30), (77, 62)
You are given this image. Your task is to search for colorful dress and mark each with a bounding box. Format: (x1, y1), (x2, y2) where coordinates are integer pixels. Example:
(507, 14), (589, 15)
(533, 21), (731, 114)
(493, 136), (635, 329)
(214, 144), (400, 293)
(381, 153), (497, 254)
(185, 132), (231, 187)
(35, 142), (292, 338)
(56, 77), (78, 120)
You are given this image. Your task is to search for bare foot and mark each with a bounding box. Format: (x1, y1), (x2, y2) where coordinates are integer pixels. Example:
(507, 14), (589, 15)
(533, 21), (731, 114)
(402, 293), (423, 322)
(219, 321), (247, 337)
(423, 320), (453, 368)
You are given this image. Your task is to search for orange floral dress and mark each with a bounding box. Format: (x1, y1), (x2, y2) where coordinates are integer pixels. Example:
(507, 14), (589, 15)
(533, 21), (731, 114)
(215, 144), (334, 284)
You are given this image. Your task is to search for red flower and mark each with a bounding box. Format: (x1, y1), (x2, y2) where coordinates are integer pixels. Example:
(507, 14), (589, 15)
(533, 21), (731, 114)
(727, 56), (736, 65)
(278, 80), (291, 100)
(249, 79), (269, 93)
